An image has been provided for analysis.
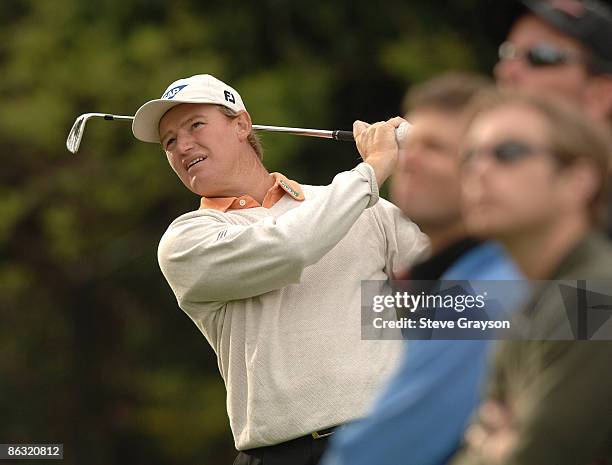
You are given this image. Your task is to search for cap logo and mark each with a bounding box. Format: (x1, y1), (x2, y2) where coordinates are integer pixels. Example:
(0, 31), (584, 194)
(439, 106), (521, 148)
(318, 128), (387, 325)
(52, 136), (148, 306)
(162, 84), (188, 100)
(224, 90), (236, 104)
(548, 0), (585, 18)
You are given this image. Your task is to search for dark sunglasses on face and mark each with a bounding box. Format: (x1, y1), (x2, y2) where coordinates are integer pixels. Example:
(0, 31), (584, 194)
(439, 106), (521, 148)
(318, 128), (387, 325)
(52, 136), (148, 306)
(462, 140), (552, 167)
(498, 41), (584, 67)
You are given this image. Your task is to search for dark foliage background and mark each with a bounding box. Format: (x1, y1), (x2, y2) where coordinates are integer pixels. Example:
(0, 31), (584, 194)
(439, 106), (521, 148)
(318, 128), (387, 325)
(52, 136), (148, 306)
(1, 1), (510, 463)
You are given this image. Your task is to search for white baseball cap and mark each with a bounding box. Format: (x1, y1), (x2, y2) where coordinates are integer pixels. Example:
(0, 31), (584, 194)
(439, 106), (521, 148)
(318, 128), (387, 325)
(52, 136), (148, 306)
(132, 74), (247, 143)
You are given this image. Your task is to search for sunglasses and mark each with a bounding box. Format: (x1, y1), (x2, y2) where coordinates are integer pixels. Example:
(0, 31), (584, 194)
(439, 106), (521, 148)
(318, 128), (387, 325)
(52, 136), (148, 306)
(462, 140), (552, 167)
(498, 42), (584, 67)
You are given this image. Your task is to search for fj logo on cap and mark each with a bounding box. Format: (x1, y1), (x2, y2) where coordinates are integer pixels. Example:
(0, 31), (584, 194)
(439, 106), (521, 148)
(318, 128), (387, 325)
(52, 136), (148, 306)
(224, 90), (236, 104)
(162, 84), (188, 100)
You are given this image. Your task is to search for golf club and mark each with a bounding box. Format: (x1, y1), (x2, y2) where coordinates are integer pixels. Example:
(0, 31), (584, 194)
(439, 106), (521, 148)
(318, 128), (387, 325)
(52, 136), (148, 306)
(66, 113), (411, 154)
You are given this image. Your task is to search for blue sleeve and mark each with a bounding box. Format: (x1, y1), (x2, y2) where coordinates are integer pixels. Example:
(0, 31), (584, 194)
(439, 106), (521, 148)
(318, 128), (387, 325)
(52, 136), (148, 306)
(322, 243), (525, 465)
(322, 339), (491, 465)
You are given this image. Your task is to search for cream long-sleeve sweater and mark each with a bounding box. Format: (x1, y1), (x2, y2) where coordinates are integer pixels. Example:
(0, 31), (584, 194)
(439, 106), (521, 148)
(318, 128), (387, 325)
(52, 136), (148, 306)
(158, 163), (429, 450)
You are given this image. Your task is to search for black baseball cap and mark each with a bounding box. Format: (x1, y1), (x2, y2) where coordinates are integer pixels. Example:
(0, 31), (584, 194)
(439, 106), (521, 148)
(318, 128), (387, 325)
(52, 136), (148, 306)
(518, 0), (612, 74)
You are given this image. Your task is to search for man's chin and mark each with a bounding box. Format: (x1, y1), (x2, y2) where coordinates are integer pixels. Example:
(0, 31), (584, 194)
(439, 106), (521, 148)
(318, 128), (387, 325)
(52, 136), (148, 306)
(465, 218), (509, 242)
(189, 180), (215, 198)
(404, 207), (460, 224)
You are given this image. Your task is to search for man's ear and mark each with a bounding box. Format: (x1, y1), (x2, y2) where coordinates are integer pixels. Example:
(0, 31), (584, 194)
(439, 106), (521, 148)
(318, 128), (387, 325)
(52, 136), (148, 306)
(584, 75), (612, 121)
(559, 159), (600, 211)
(235, 111), (252, 141)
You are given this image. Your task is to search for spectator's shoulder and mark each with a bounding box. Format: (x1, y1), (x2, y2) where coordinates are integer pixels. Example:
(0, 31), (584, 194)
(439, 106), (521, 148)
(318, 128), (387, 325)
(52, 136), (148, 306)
(556, 232), (612, 279)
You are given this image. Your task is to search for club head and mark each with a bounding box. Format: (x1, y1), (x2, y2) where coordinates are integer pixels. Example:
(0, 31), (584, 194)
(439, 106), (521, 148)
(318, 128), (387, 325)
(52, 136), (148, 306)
(66, 113), (101, 154)
(66, 113), (135, 154)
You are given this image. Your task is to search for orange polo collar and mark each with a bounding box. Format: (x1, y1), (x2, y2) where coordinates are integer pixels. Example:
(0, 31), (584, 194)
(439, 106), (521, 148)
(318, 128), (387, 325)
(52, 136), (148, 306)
(200, 173), (305, 212)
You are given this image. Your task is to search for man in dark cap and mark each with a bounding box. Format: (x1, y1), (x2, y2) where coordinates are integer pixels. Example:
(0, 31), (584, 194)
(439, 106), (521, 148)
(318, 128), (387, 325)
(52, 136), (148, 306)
(496, 0), (612, 244)
(495, 0), (612, 124)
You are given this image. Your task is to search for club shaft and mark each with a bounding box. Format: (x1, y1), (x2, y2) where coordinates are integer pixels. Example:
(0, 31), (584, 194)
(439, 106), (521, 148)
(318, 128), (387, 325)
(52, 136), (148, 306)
(100, 115), (351, 140)
(254, 124), (334, 138)
(103, 115), (134, 121)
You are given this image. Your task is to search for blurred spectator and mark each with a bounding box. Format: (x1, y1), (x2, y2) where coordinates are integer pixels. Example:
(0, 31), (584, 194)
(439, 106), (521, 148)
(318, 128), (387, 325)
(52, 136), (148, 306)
(321, 73), (524, 465)
(494, 0), (612, 234)
(495, 0), (612, 122)
(451, 89), (612, 465)
(324, 2), (612, 463)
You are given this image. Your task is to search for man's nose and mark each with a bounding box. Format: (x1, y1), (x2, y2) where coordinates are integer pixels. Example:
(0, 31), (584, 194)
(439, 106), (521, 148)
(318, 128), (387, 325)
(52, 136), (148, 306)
(176, 132), (196, 154)
(399, 143), (424, 169)
(463, 151), (497, 180)
(494, 57), (526, 87)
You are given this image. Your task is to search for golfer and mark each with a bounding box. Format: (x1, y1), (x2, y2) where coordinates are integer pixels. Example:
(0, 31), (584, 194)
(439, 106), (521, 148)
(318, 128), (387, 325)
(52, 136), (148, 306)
(131, 74), (428, 465)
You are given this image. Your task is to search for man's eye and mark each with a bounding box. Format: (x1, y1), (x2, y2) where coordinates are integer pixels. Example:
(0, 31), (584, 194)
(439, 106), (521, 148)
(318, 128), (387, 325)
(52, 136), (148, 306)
(192, 121), (204, 129)
(165, 137), (176, 149)
(493, 141), (533, 162)
(423, 139), (447, 153)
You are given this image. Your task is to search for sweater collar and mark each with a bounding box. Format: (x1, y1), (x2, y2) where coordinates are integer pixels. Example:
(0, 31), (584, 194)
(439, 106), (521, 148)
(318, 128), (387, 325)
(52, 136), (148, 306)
(200, 172), (305, 212)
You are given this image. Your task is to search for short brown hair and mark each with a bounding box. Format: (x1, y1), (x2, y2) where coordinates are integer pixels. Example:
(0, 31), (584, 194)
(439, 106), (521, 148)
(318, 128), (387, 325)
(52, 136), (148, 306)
(402, 72), (493, 115)
(466, 89), (612, 226)
(217, 105), (264, 161)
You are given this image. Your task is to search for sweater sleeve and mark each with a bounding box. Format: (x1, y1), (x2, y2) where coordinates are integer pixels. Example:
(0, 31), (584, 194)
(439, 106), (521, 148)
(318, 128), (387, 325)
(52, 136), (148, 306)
(370, 199), (430, 278)
(158, 163), (382, 306)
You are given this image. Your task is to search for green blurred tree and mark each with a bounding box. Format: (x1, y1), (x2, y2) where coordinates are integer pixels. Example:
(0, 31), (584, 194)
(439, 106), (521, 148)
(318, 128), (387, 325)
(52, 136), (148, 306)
(0, 0), (493, 463)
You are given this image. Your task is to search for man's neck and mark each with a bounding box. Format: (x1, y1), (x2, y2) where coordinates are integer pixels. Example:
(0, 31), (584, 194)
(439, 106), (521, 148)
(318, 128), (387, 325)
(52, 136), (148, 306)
(222, 151), (274, 203)
(423, 221), (467, 256)
(502, 216), (590, 279)
(247, 163), (275, 204)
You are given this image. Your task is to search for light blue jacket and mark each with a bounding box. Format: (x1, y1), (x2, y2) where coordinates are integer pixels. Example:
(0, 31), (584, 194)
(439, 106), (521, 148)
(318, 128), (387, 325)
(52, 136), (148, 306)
(322, 242), (525, 465)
